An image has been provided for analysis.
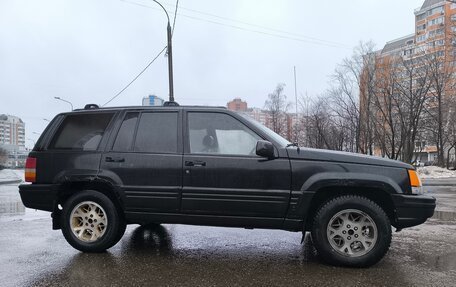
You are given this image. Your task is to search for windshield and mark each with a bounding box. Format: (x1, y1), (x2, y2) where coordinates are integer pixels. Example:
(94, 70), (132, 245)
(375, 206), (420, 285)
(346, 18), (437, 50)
(240, 113), (291, 147)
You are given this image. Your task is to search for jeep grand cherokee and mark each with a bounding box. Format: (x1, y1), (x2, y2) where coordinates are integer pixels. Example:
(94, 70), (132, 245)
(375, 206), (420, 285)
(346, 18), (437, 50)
(19, 104), (436, 267)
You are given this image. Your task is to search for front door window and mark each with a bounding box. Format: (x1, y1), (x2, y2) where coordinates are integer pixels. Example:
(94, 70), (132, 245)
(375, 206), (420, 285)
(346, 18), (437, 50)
(187, 112), (260, 156)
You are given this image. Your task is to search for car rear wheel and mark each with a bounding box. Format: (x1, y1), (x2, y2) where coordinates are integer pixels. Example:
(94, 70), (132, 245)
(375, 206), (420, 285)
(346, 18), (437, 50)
(311, 195), (391, 267)
(61, 190), (125, 252)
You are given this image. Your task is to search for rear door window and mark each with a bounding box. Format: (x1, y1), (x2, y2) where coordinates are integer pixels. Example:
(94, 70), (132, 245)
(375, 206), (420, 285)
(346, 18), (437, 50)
(112, 112), (139, 151)
(49, 113), (114, 150)
(133, 112), (178, 154)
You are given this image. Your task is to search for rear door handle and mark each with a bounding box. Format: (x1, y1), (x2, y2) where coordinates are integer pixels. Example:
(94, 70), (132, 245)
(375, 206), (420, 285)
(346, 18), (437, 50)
(105, 156), (125, 163)
(185, 160), (206, 167)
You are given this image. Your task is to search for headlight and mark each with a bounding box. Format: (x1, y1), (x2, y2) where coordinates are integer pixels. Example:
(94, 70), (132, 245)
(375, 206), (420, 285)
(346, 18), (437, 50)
(408, 169), (424, 195)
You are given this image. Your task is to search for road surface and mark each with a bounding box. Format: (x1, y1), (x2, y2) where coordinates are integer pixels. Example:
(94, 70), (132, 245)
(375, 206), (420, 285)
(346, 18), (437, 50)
(1, 179), (455, 286)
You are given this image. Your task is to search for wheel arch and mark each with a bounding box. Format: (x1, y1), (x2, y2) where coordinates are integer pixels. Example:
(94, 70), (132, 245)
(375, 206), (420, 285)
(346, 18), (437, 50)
(303, 186), (396, 232)
(299, 173), (400, 232)
(52, 179), (124, 230)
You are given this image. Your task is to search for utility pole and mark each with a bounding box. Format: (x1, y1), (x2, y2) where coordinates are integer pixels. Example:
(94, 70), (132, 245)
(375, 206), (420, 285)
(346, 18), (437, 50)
(152, 0), (174, 102)
(294, 66), (298, 144)
(167, 22), (174, 102)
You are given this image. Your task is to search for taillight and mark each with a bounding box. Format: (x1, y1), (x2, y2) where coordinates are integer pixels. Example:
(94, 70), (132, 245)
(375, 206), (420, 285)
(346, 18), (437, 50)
(25, 157), (36, 183)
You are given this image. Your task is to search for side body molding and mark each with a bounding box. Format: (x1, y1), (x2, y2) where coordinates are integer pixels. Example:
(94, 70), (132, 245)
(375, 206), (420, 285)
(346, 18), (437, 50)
(301, 172), (403, 195)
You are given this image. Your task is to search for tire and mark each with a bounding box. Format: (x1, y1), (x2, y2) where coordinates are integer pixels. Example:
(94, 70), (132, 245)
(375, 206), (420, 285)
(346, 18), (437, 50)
(61, 190), (125, 252)
(107, 215), (127, 249)
(311, 195), (391, 267)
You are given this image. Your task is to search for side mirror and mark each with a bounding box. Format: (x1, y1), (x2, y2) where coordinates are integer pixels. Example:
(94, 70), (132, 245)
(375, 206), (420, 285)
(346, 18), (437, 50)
(256, 140), (275, 159)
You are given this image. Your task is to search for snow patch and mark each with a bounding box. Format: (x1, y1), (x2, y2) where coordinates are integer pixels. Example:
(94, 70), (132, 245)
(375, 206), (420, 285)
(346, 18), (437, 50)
(417, 166), (456, 179)
(0, 169), (23, 183)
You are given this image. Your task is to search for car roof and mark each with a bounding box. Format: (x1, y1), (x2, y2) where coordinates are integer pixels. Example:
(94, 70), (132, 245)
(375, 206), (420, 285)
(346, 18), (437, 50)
(70, 105), (228, 113)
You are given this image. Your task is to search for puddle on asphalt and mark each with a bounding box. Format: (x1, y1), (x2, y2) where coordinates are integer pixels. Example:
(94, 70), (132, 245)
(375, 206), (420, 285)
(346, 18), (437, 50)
(0, 199), (49, 220)
(412, 252), (456, 271)
(432, 210), (456, 221)
(0, 201), (25, 215)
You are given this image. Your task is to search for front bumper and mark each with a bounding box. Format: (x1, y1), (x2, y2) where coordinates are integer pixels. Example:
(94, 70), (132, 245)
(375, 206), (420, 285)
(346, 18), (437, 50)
(19, 183), (57, 212)
(392, 194), (436, 229)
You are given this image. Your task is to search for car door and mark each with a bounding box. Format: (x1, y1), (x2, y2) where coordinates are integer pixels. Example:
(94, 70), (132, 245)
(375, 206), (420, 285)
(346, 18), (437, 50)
(100, 110), (182, 213)
(182, 110), (291, 219)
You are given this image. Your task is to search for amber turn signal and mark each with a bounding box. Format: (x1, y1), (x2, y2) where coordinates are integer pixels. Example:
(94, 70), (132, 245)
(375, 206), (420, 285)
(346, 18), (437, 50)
(408, 169), (422, 187)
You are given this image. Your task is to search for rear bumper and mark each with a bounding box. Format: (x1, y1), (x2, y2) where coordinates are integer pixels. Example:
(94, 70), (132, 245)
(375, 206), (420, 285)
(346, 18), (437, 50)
(19, 183), (57, 212)
(392, 194), (436, 229)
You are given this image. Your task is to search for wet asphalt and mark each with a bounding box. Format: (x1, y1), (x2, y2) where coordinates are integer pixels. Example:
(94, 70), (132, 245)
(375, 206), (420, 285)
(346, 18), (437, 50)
(1, 182), (456, 287)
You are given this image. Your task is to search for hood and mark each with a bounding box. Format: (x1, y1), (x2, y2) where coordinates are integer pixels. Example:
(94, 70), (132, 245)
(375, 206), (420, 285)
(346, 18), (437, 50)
(286, 147), (412, 169)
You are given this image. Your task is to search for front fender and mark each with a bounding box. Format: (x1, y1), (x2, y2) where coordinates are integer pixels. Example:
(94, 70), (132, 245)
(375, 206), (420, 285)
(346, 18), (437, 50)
(301, 172), (403, 194)
(286, 172), (402, 222)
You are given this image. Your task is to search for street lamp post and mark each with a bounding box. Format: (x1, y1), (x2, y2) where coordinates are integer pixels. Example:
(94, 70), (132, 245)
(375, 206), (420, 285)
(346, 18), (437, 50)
(54, 97), (73, 111)
(152, 0), (175, 102)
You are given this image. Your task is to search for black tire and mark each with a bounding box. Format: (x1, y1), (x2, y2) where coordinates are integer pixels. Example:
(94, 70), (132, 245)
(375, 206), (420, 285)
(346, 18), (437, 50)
(61, 190), (125, 252)
(311, 195), (391, 267)
(107, 215), (127, 249)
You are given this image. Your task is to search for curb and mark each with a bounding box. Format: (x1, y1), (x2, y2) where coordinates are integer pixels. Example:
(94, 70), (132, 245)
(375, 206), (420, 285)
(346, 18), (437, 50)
(0, 179), (22, 185)
(423, 182), (456, 187)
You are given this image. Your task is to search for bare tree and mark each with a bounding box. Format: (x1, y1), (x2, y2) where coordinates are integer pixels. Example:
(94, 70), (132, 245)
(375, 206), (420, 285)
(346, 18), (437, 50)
(0, 148), (7, 168)
(293, 42), (377, 153)
(264, 83), (291, 138)
(342, 41), (378, 154)
(424, 46), (456, 166)
(445, 97), (456, 168)
(370, 56), (402, 159)
(391, 52), (432, 163)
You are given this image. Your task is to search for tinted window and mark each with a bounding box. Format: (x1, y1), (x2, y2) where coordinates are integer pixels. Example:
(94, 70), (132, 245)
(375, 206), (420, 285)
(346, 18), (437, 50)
(50, 113), (114, 150)
(112, 112), (139, 151)
(240, 114), (290, 147)
(188, 112), (260, 156)
(134, 112), (178, 153)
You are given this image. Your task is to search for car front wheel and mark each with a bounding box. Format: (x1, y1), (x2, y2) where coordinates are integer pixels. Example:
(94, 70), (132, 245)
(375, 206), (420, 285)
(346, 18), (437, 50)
(61, 190), (125, 252)
(311, 195), (392, 267)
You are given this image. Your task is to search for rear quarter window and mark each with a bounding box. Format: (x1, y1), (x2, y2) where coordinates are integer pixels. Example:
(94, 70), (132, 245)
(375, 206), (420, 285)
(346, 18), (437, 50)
(49, 113), (114, 150)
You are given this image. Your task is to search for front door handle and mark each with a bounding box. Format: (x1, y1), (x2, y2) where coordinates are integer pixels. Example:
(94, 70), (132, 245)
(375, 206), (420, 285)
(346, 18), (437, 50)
(105, 156), (125, 163)
(185, 160), (206, 167)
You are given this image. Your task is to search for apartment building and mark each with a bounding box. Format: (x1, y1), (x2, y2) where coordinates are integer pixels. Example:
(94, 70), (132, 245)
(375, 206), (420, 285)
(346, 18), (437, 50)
(360, 0), (456, 164)
(0, 114), (25, 147)
(227, 98), (248, 112)
(0, 114), (27, 168)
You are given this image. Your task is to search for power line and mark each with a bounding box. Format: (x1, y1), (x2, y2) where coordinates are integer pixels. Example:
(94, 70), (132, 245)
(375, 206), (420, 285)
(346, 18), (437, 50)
(158, 0), (349, 48)
(178, 13), (347, 49)
(102, 46), (167, 107)
(171, 0), (179, 36)
(123, 0), (350, 49)
(103, 0), (180, 106)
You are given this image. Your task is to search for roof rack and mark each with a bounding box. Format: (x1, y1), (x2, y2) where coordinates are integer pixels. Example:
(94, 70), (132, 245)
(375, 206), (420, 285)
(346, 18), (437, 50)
(163, 101), (179, 106)
(84, 104), (99, 109)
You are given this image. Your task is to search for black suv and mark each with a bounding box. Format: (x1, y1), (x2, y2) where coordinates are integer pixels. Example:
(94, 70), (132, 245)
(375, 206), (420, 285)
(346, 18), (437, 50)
(19, 105), (435, 267)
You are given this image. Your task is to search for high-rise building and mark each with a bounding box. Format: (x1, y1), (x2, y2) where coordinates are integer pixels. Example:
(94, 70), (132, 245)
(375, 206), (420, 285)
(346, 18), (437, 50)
(0, 114), (25, 147)
(142, 95), (165, 106)
(359, 0), (456, 161)
(373, 0), (455, 64)
(0, 114), (27, 168)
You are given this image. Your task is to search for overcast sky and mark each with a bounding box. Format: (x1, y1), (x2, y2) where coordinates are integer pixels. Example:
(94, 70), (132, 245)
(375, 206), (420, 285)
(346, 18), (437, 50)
(0, 0), (424, 147)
